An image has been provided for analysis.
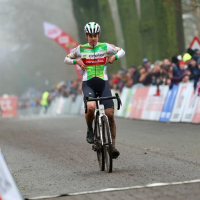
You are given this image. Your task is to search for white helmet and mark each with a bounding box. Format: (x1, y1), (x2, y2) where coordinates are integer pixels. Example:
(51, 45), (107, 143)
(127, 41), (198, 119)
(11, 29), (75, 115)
(84, 22), (101, 34)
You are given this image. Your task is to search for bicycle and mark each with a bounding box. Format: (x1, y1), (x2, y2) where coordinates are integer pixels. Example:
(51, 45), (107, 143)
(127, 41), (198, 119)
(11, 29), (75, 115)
(84, 93), (122, 173)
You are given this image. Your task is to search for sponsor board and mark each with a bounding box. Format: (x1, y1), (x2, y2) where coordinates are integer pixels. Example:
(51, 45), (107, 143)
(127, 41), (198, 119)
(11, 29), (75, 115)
(56, 97), (65, 115)
(125, 84), (143, 118)
(81, 53), (106, 59)
(170, 82), (193, 122)
(0, 153), (23, 200)
(129, 87), (149, 119)
(82, 58), (106, 65)
(192, 96), (200, 123)
(142, 86), (169, 121)
(159, 84), (179, 122)
(181, 88), (198, 122)
(122, 86), (138, 118)
(0, 96), (18, 117)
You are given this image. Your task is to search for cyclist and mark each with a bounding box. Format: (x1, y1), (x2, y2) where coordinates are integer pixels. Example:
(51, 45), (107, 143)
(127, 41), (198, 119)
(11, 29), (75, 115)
(64, 22), (125, 158)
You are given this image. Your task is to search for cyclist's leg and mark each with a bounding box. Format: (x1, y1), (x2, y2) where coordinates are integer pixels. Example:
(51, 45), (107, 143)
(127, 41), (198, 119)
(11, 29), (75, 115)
(82, 81), (96, 143)
(105, 108), (116, 143)
(105, 107), (119, 158)
(85, 101), (96, 130)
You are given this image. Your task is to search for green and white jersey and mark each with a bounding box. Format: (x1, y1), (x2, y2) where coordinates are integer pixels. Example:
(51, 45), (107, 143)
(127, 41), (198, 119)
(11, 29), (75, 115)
(64, 42), (125, 81)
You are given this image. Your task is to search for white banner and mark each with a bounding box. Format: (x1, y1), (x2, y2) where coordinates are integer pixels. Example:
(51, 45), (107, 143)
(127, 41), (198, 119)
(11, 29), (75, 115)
(116, 87), (130, 117)
(192, 96), (200, 123)
(125, 86), (139, 118)
(170, 82), (193, 122)
(181, 88), (198, 122)
(0, 154), (23, 200)
(142, 85), (169, 121)
(56, 97), (66, 115)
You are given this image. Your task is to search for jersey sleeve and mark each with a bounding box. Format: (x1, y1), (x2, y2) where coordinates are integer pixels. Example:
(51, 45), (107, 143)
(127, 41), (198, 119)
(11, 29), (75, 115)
(64, 45), (80, 65)
(106, 43), (125, 59)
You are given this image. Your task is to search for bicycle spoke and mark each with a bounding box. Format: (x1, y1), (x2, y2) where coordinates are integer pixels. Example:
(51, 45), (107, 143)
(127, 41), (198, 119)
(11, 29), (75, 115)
(94, 113), (105, 171)
(102, 116), (113, 173)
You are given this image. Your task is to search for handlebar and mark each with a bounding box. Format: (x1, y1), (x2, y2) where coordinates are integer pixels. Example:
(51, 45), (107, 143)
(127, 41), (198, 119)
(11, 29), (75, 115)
(84, 93), (122, 114)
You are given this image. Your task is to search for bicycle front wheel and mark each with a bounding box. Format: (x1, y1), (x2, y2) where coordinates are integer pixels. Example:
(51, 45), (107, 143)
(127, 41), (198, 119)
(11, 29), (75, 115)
(94, 113), (105, 171)
(102, 115), (113, 173)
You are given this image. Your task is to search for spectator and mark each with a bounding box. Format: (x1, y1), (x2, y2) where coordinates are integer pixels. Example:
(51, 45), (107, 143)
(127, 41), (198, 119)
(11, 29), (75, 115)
(110, 73), (120, 90)
(171, 61), (189, 84)
(188, 59), (200, 89)
(171, 56), (179, 67)
(125, 71), (134, 88)
(162, 58), (172, 71)
(186, 48), (200, 64)
(142, 58), (151, 70)
(139, 66), (152, 86)
(69, 80), (79, 100)
(40, 90), (50, 113)
(57, 83), (68, 98)
(116, 69), (128, 91)
(128, 66), (140, 85)
(183, 53), (192, 65)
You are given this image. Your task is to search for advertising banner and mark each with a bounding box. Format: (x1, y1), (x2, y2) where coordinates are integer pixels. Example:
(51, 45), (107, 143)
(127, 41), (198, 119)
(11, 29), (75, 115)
(129, 87), (149, 119)
(43, 22), (82, 80)
(125, 84), (142, 118)
(192, 96), (200, 123)
(181, 89), (198, 122)
(0, 154), (23, 200)
(159, 85), (179, 122)
(142, 85), (169, 121)
(170, 82), (193, 122)
(124, 86), (138, 118)
(0, 96), (18, 118)
(56, 97), (66, 115)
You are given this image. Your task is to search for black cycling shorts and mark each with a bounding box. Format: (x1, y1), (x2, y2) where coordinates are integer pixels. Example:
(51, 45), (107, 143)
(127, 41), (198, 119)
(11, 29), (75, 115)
(82, 77), (114, 109)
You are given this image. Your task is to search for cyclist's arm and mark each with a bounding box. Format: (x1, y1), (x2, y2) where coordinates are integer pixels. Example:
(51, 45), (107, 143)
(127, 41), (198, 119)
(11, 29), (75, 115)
(64, 46), (80, 65)
(106, 43), (125, 60)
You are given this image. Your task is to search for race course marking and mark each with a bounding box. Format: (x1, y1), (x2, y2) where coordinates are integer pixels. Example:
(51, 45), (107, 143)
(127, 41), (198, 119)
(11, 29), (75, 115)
(25, 179), (200, 200)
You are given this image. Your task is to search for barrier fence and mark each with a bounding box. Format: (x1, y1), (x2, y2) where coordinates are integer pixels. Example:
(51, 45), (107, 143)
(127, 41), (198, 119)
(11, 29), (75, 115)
(0, 96), (18, 118)
(117, 82), (200, 123)
(18, 81), (200, 124)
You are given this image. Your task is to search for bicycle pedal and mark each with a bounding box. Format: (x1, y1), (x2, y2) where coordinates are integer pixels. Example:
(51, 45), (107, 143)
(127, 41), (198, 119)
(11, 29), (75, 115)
(92, 145), (97, 151)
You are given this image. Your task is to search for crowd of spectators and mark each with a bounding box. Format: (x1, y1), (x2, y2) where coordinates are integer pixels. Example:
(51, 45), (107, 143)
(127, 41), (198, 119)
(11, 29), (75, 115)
(109, 48), (200, 95)
(22, 48), (200, 109)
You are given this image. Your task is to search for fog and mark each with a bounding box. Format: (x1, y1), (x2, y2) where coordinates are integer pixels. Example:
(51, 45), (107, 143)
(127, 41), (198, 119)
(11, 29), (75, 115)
(0, 0), (79, 96)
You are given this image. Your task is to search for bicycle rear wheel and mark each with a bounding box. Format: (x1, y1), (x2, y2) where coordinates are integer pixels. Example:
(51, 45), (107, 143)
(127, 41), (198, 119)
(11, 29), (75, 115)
(102, 115), (113, 173)
(94, 113), (105, 171)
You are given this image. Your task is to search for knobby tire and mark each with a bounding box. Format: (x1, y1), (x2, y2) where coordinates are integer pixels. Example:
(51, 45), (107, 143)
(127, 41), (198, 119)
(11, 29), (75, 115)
(94, 113), (105, 171)
(102, 115), (113, 173)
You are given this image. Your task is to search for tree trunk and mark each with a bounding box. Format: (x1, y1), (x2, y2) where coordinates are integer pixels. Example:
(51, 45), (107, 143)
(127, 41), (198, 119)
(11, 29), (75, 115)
(174, 0), (185, 54)
(154, 0), (179, 59)
(117, 0), (142, 67)
(139, 0), (158, 62)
